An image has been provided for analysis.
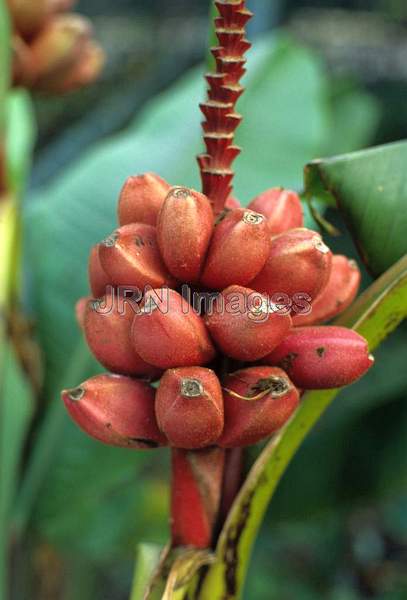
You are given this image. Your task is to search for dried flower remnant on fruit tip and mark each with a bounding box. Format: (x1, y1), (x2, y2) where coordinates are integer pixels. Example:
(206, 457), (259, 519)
(171, 187), (191, 199)
(102, 231), (119, 248)
(250, 376), (291, 397)
(243, 211), (264, 226)
(198, 1), (253, 213)
(314, 238), (330, 254)
(65, 387), (85, 401)
(181, 378), (204, 397)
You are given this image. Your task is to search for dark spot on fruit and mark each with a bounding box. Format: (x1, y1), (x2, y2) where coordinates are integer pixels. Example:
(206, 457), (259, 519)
(316, 347), (326, 357)
(134, 235), (145, 247)
(279, 352), (298, 372)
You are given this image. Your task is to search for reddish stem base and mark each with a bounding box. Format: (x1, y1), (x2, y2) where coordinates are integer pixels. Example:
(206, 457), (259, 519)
(171, 447), (225, 548)
(220, 448), (243, 524)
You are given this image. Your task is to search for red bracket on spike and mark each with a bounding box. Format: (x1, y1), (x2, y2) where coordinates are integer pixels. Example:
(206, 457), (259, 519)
(198, 0), (252, 214)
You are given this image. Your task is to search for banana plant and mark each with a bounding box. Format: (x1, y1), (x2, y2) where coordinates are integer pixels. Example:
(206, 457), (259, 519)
(127, 3), (407, 599)
(1, 2), (406, 600)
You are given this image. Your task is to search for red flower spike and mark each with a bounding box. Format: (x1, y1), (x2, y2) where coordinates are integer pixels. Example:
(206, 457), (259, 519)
(250, 228), (332, 304)
(131, 288), (216, 369)
(98, 223), (176, 290)
(62, 374), (167, 449)
(215, 1), (252, 27)
(84, 296), (161, 379)
(198, 0), (252, 213)
(157, 187), (214, 283)
(219, 366), (299, 448)
(248, 187), (304, 234)
(293, 255), (361, 326)
(117, 173), (172, 227)
(155, 367), (224, 449)
(205, 285), (292, 361)
(263, 326), (374, 389)
(200, 208), (271, 290)
(201, 106), (242, 135)
(171, 447), (225, 548)
(88, 244), (111, 297)
(202, 137), (241, 171)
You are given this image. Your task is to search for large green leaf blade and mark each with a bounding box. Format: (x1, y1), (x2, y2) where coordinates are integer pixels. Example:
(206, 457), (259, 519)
(0, 0), (10, 129)
(305, 141), (407, 275)
(5, 90), (36, 197)
(130, 543), (163, 600)
(198, 255), (407, 600)
(0, 343), (34, 599)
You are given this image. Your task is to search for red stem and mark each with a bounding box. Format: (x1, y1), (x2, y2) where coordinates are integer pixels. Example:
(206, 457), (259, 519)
(171, 447), (225, 548)
(198, 0), (252, 214)
(219, 448), (244, 524)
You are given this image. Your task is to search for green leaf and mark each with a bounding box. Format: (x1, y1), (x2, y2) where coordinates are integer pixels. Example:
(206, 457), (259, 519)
(207, 2), (218, 71)
(130, 543), (163, 600)
(0, 93), (36, 305)
(237, 35), (329, 198)
(0, 341), (34, 599)
(5, 90), (36, 197)
(11, 340), (98, 538)
(322, 82), (380, 156)
(0, 0), (11, 130)
(198, 255), (407, 600)
(304, 141), (407, 276)
(161, 549), (214, 600)
(140, 546), (214, 600)
(0, 0), (11, 198)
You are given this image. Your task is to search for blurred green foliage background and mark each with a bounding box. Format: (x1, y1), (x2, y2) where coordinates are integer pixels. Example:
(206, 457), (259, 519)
(5, 0), (407, 598)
